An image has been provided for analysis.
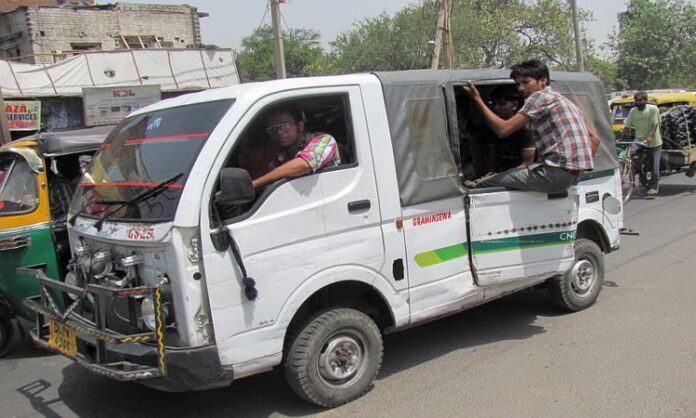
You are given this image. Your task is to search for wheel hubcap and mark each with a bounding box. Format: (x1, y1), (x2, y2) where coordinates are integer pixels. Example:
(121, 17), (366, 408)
(319, 335), (365, 386)
(570, 258), (595, 296)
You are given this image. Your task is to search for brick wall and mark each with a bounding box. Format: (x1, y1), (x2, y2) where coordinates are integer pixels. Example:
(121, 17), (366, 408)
(1, 2), (203, 64)
(0, 1), (95, 13)
(0, 8), (33, 60)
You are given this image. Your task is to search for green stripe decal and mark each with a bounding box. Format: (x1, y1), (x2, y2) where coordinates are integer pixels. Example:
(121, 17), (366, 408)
(414, 231), (575, 267)
(415, 242), (468, 267)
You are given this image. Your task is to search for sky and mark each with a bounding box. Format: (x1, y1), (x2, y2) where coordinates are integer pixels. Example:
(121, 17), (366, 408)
(115, 1), (634, 51)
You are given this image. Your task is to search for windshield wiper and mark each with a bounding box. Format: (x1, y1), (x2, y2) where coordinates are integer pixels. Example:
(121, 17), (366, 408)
(68, 196), (112, 226)
(93, 173), (184, 231)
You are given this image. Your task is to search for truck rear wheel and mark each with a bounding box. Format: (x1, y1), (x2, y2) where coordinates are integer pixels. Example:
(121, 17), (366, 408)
(548, 239), (604, 312)
(284, 308), (383, 407)
(0, 317), (15, 357)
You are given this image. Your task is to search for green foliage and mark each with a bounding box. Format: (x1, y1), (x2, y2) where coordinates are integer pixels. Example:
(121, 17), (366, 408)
(237, 26), (325, 81)
(585, 57), (627, 92)
(330, 5), (438, 72)
(329, 0), (594, 72)
(234, 0), (694, 92)
(614, 0), (696, 89)
(449, 0), (587, 68)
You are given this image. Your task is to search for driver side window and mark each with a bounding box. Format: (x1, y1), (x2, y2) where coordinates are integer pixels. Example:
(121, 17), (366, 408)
(214, 94), (356, 221)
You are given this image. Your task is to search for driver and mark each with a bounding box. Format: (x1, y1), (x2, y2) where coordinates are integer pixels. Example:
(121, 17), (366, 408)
(250, 104), (341, 190)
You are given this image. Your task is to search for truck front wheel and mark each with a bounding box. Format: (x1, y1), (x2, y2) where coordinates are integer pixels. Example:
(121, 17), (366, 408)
(284, 308), (383, 407)
(548, 239), (604, 312)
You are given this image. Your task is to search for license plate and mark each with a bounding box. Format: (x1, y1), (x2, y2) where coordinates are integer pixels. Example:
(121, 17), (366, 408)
(48, 319), (77, 357)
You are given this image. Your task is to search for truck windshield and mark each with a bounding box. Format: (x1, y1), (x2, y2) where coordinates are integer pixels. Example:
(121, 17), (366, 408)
(71, 99), (233, 222)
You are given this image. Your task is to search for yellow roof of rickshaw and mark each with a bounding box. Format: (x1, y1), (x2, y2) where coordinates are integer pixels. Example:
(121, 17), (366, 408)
(0, 138), (37, 151)
(610, 91), (696, 106)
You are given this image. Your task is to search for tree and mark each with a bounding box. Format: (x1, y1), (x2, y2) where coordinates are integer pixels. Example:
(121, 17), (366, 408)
(330, 0), (600, 73)
(614, 0), (696, 89)
(330, 5), (438, 73)
(585, 56), (627, 92)
(237, 26), (325, 81)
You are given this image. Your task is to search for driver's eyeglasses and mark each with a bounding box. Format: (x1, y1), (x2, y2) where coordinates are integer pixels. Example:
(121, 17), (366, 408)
(265, 121), (295, 135)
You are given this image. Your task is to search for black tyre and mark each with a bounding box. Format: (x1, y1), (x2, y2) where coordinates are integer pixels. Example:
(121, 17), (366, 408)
(548, 239), (604, 312)
(284, 308), (383, 408)
(0, 317), (15, 358)
(619, 159), (635, 205)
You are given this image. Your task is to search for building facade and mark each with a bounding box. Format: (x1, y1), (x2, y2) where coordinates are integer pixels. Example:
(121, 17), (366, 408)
(0, 2), (207, 64)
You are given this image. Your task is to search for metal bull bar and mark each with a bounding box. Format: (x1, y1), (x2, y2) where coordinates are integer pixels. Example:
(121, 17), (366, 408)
(19, 266), (167, 381)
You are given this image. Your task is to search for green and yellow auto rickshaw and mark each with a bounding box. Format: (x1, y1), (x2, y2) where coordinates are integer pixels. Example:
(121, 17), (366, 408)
(0, 126), (111, 356)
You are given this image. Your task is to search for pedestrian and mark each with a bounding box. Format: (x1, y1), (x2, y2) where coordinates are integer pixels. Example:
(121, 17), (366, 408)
(621, 91), (662, 195)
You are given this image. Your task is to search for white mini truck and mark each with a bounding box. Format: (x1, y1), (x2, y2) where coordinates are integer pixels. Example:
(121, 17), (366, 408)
(23, 69), (623, 407)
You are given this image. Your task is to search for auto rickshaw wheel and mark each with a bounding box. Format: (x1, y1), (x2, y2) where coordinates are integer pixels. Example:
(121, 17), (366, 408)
(0, 317), (15, 357)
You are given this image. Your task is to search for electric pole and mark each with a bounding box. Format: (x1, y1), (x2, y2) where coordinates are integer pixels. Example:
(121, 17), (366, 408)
(270, 0), (287, 79)
(570, 0), (585, 72)
(431, 0), (453, 70)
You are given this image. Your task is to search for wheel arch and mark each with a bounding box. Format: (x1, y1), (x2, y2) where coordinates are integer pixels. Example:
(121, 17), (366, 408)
(283, 280), (396, 352)
(576, 218), (610, 253)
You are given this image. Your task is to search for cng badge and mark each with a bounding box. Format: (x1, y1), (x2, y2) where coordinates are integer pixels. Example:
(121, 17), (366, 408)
(559, 231), (576, 241)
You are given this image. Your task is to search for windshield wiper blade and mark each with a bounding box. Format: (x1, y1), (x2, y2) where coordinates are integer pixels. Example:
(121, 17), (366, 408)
(93, 173), (184, 231)
(68, 196), (113, 226)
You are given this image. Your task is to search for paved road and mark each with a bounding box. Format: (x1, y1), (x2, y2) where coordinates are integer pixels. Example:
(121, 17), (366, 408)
(2, 173), (696, 418)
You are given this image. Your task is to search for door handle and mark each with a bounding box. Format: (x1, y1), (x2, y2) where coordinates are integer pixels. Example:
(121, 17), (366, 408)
(0, 235), (31, 252)
(347, 200), (371, 213)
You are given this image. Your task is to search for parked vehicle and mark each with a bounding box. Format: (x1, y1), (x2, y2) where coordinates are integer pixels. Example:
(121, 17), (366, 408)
(609, 91), (696, 138)
(659, 104), (696, 177)
(617, 104), (696, 203)
(23, 70), (622, 406)
(0, 126), (111, 356)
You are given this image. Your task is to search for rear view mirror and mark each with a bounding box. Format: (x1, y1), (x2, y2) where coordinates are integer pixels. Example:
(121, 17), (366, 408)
(215, 168), (255, 206)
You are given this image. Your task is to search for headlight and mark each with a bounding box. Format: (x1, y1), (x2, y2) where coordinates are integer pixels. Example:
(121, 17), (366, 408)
(63, 271), (79, 300)
(141, 295), (169, 332)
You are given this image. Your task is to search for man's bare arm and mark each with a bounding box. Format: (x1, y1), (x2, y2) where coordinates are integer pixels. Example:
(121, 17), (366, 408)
(251, 158), (311, 189)
(587, 125), (601, 156)
(461, 82), (530, 138)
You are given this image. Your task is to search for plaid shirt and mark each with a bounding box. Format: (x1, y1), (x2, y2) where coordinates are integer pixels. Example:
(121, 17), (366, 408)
(519, 86), (594, 171)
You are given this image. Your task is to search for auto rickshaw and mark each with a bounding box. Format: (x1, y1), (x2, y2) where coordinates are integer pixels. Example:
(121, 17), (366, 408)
(609, 91), (696, 138)
(0, 125), (111, 356)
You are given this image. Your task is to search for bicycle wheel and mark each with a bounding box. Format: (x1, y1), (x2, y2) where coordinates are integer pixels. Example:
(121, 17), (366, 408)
(619, 159), (635, 204)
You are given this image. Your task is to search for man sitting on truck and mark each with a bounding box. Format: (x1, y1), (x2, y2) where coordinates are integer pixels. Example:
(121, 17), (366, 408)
(250, 104), (341, 190)
(462, 59), (599, 194)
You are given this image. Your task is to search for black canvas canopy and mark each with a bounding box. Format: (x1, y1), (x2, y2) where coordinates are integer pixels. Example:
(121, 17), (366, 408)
(373, 69), (617, 206)
(33, 125), (114, 157)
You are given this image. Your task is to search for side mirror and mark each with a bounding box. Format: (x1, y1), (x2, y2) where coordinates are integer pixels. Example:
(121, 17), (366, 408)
(215, 168), (255, 206)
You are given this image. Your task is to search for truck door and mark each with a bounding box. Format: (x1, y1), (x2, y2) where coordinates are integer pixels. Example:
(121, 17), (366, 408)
(447, 79), (577, 286)
(199, 87), (403, 365)
(388, 92), (479, 319)
(467, 190), (577, 286)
